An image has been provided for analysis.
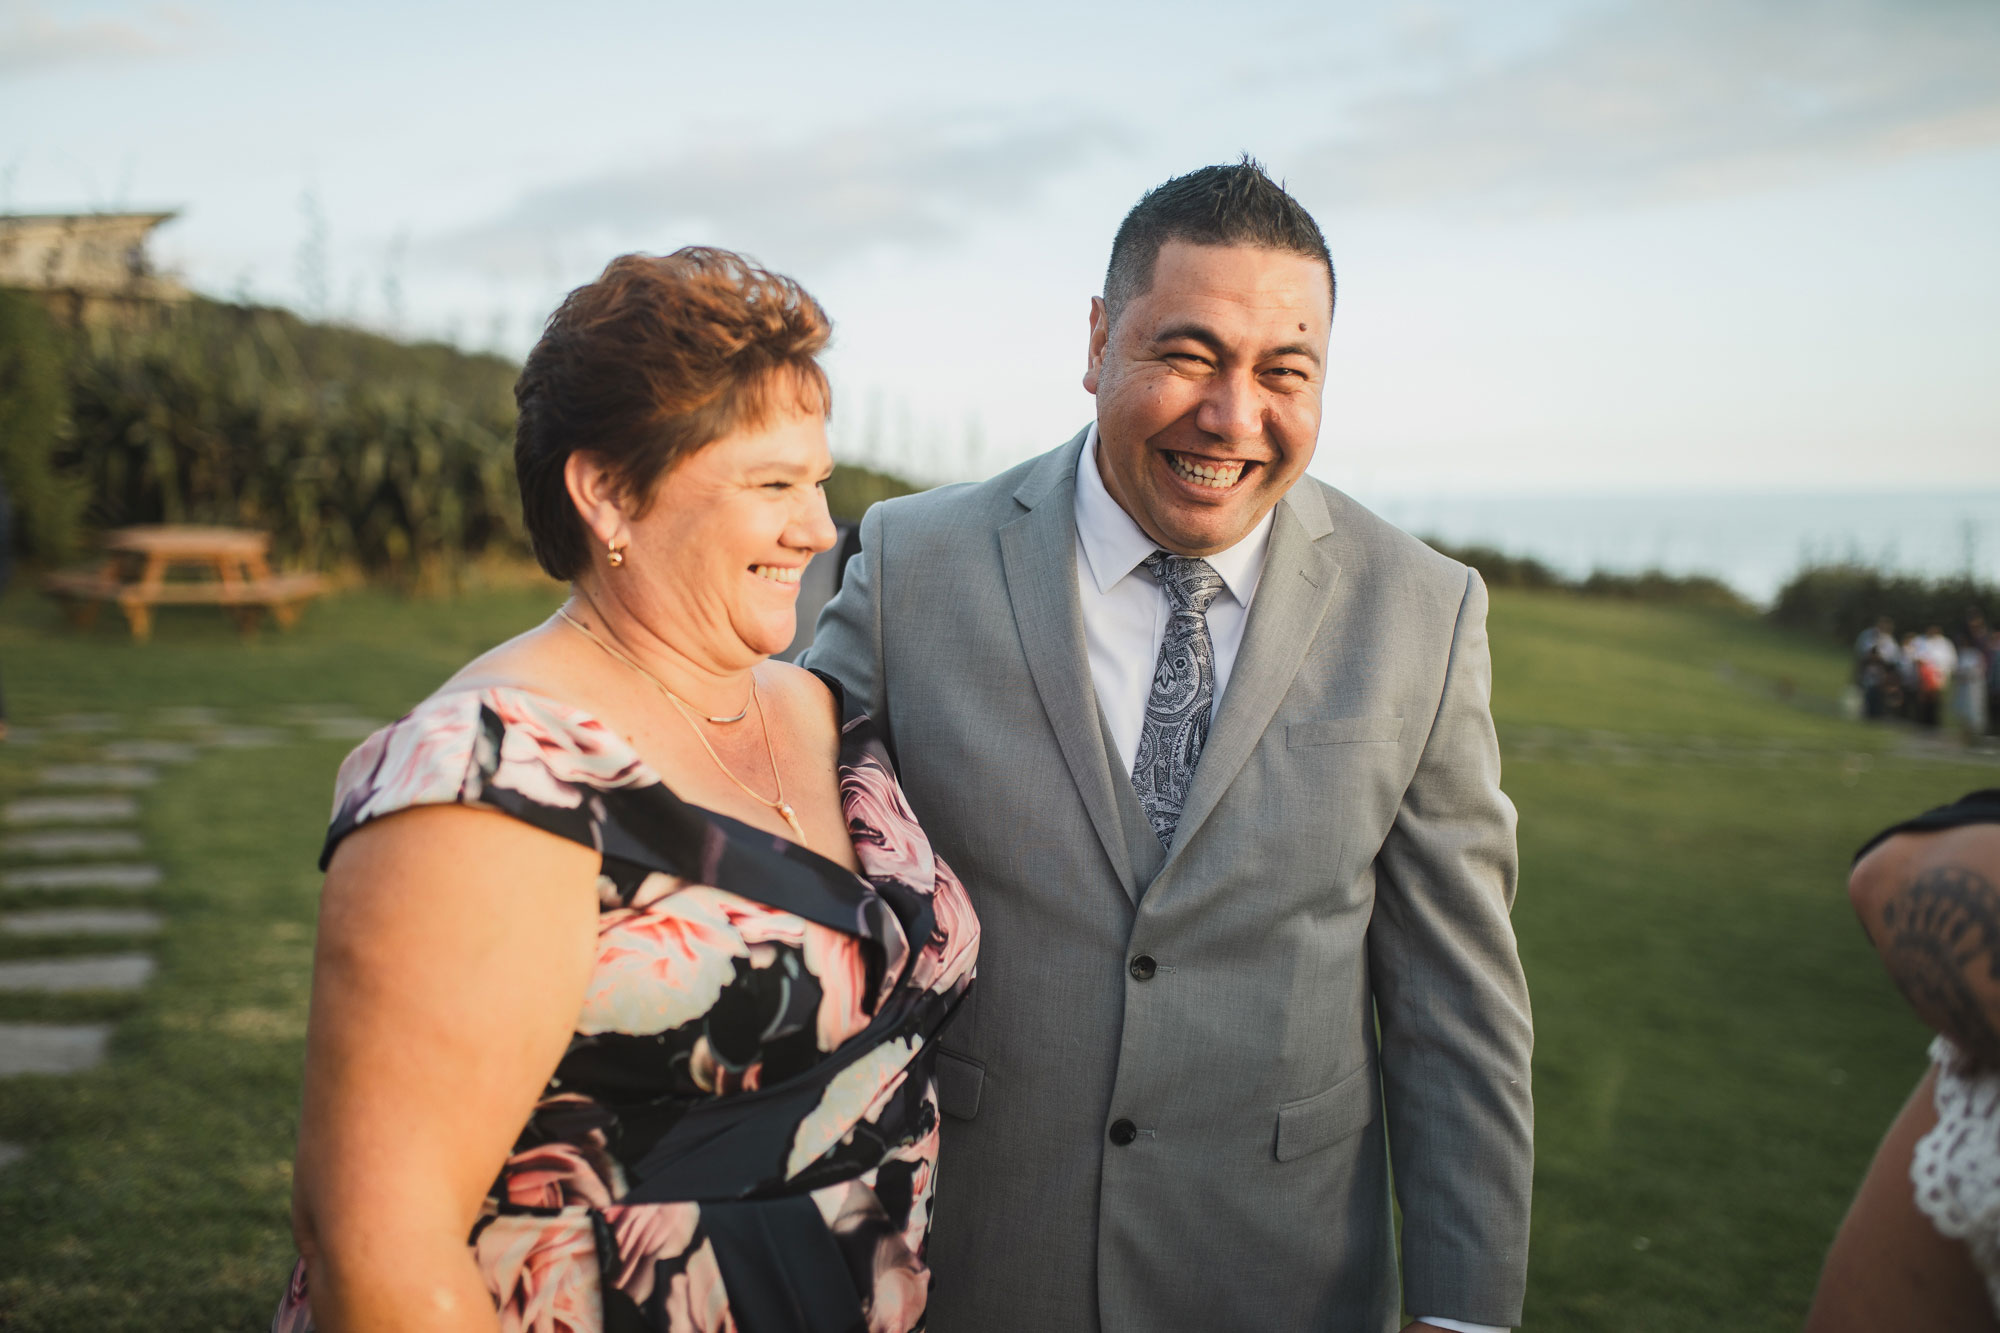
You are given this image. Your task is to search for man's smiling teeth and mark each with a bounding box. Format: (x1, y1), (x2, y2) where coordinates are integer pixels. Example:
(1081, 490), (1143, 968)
(752, 565), (801, 585)
(1167, 453), (1245, 489)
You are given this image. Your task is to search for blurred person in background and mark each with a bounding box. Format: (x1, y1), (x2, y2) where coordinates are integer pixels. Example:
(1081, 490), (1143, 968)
(1967, 613), (1999, 739)
(1957, 633), (1990, 744)
(1989, 629), (2000, 739)
(1855, 618), (1900, 721)
(1807, 790), (2000, 1331)
(275, 248), (977, 1333)
(1915, 626), (1955, 728)
(1899, 632), (1924, 722)
(1855, 617), (1896, 676)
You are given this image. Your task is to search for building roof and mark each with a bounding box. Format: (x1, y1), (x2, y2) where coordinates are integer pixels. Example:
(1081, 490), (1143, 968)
(0, 210), (186, 300)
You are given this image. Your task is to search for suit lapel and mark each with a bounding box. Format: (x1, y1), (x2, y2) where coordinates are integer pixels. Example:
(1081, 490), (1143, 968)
(998, 431), (1141, 904)
(1160, 485), (1343, 869)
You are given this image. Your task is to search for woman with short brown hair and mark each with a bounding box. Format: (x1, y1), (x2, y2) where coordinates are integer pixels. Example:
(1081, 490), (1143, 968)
(274, 247), (978, 1332)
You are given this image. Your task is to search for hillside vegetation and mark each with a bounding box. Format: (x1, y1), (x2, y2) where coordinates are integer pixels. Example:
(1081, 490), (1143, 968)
(0, 293), (915, 585)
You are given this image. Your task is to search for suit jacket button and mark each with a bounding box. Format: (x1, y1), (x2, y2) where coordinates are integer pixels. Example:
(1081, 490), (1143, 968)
(1108, 1118), (1138, 1146)
(1128, 954), (1157, 981)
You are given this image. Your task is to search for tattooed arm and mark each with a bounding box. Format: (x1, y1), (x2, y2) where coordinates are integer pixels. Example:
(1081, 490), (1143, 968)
(1851, 823), (2000, 1068)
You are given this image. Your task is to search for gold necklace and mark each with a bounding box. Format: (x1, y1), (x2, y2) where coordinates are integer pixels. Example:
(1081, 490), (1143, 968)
(556, 606), (805, 842)
(557, 605), (748, 723)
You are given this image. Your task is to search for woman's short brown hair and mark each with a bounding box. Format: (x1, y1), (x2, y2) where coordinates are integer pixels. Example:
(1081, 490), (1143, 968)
(513, 247), (832, 580)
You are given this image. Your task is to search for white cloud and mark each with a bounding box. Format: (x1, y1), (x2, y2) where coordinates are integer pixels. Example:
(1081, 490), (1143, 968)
(0, 1), (194, 75)
(1298, 0), (2000, 212)
(417, 111), (1125, 275)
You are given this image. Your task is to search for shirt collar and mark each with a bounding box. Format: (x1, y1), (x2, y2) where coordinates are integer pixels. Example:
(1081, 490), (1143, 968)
(1073, 422), (1274, 609)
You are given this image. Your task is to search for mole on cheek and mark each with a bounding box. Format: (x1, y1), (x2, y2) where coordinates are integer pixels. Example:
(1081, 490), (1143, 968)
(1298, 322), (1307, 332)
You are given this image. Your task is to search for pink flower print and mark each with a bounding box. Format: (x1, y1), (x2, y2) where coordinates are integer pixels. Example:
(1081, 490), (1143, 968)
(502, 1141), (618, 1211)
(817, 1181), (930, 1333)
(890, 1090), (943, 1256)
(662, 1238), (736, 1333)
(627, 871), (687, 911)
(785, 1037), (918, 1179)
(603, 1202), (701, 1307)
(580, 888), (749, 1037)
(688, 1036), (764, 1095)
(906, 858), (980, 996)
(270, 1259), (313, 1333)
(839, 754), (933, 894)
(866, 1249), (929, 1333)
(338, 694), (484, 827)
(803, 924), (872, 1052)
(483, 690), (649, 811)
(716, 894), (809, 950)
(713, 893), (812, 975)
(474, 1212), (603, 1333)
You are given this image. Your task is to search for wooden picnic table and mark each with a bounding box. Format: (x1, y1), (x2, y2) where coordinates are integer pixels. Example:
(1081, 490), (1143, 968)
(43, 525), (325, 641)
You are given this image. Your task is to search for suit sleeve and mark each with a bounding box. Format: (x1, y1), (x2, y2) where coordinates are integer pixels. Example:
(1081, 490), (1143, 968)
(1368, 568), (1533, 1326)
(801, 501), (890, 745)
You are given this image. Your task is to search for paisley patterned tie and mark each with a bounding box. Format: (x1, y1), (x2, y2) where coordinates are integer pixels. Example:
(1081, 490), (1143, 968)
(1131, 551), (1227, 849)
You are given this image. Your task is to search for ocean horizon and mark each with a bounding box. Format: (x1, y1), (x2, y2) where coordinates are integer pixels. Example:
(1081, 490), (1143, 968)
(1346, 489), (2000, 605)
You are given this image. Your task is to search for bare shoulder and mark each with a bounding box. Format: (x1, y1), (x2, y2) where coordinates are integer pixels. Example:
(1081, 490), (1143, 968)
(433, 617), (571, 699)
(758, 658), (843, 752)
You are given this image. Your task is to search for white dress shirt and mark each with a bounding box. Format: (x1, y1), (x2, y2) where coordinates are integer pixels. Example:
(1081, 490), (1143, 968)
(1074, 425), (1272, 772)
(1071, 424), (1509, 1333)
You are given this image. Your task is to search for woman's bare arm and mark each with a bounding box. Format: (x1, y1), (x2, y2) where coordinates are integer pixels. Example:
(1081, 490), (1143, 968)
(290, 805), (600, 1332)
(1806, 1067), (2000, 1332)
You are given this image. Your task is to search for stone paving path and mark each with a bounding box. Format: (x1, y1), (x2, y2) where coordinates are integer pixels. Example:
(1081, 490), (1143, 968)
(4, 795), (139, 825)
(3, 829), (146, 857)
(0, 702), (384, 1172)
(0, 1022), (113, 1075)
(0, 953), (155, 992)
(1, 863), (162, 891)
(0, 908), (163, 936)
(39, 764), (159, 789)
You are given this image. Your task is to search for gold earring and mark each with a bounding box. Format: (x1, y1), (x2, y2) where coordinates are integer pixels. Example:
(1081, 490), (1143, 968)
(607, 542), (626, 568)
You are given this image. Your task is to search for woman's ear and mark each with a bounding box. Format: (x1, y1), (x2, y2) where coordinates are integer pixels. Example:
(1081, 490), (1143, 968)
(563, 453), (630, 555)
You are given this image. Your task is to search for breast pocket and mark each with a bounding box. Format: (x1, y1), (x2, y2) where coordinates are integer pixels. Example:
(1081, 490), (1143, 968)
(935, 1049), (984, 1121)
(1286, 716), (1404, 747)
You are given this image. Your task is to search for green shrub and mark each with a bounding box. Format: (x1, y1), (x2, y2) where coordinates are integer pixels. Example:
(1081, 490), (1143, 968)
(0, 289), (90, 565)
(1768, 562), (1996, 643)
(44, 297), (920, 586)
(1419, 537), (1751, 609)
(58, 300), (524, 585)
(823, 462), (919, 522)
(1577, 567), (1748, 610)
(1420, 540), (1566, 590)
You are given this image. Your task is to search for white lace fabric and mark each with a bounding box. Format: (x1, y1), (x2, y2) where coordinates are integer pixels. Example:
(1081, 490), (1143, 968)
(1912, 1035), (2000, 1310)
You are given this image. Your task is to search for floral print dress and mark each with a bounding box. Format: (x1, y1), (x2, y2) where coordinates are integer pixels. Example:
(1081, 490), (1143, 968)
(273, 676), (979, 1333)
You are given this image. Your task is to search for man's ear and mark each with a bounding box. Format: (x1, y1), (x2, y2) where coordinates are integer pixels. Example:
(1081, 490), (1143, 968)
(563, 452), (631, 554)
(1083, 296), (1110, 395)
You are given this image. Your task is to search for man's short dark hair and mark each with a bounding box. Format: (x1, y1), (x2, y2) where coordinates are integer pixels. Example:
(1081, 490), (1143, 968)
(1104, 157), (1334, 326)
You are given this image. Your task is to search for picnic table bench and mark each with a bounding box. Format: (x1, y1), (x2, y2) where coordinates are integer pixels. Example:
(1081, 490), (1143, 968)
(43, 525), (325, 641)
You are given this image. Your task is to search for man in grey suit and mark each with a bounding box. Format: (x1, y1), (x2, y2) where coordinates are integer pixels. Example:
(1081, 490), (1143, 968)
(804, 161), (1532, 1332)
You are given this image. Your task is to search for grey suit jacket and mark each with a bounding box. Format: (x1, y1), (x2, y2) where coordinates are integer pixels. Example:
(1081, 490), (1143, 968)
(803, 430), (1533, 1332)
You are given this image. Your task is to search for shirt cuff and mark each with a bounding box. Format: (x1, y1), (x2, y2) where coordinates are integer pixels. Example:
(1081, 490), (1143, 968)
(1413, 1319), (1509, 1333)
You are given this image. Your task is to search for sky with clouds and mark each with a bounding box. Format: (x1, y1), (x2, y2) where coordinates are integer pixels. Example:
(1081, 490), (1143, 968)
(4, 0), (1997, 496)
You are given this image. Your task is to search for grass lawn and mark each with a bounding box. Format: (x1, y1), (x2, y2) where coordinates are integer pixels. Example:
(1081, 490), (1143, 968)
(0, 581), (1991, 1330)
